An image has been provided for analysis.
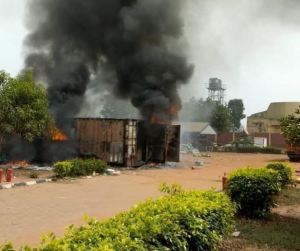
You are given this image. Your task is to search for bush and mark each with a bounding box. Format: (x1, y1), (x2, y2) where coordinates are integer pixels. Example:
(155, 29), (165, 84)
(225, 146), (282, 154)
(53, 160), (73, 178)
(260, 147), (282, 154)
(266, 162), (293, 188)
(29, 171), (39, 179)
(54, 159), (107, 178)
(227, 168), (281, 218)
(9, 186), (235, 251)
(0, 243), (13, 251)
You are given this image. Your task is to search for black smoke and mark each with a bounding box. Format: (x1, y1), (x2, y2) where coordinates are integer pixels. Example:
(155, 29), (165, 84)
(24, 0), (193, 126)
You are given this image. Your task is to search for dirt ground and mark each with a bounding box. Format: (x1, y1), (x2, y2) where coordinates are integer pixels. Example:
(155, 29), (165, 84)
(0, 152), (299, 248)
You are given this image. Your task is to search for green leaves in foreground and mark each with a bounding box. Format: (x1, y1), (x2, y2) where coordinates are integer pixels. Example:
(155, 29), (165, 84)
(227, 168), (281, 218)
(6, 187), (235, 251)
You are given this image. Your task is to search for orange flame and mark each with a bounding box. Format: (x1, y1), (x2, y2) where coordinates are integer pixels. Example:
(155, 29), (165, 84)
(168, 104), (179, 117)
(149, 114), (167, 124)
(51, 128), (68, 141)
(149, 104), (179, 124)
(7, 160), (30, 167)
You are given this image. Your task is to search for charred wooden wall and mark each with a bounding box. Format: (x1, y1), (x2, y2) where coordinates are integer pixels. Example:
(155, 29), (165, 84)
(138, 123), (180, 163)
(75, 118), (140, 166)
(75, 118), (180, 167)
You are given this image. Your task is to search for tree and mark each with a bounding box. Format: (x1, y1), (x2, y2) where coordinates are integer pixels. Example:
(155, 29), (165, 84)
(280, 107), (300, 146)
(211, 104), (231, 133)
(100, 94), (139, 119)
(0, 70), (11, 89)
(228, 99), (246, 131)
(0, 70), (51, 142)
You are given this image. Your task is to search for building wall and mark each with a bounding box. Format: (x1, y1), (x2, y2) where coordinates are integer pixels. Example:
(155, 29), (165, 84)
(247, 102), (300, 134)
(252, 133), (286, 148)
(180, 123), (217, 151)
(216, 132), (286, 148)
(217, 132), (246, 146)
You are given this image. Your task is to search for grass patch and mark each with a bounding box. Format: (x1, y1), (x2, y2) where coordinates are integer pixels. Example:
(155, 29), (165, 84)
(278, 187), (300, 206)
(222, 187), (300, 251)
(237, 215), (300, 250)
(221, 215), (300, 251)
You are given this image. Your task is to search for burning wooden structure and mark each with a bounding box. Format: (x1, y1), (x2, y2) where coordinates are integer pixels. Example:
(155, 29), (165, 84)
(74, 118), (180, 167)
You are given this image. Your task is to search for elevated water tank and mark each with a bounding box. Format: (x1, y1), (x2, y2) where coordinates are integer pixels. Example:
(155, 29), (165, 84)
(209, 78), (222, 90)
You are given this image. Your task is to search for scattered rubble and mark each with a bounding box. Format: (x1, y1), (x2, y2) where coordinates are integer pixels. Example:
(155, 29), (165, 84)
(201, 153), (212, 158)
(232, 231), (241, 237)
(159, 162), (183, 169)
(106, 169), (121, 176)
(195, 160), (204, 166)
(23, 166), (53, 171)
(139, 162), (183, 170)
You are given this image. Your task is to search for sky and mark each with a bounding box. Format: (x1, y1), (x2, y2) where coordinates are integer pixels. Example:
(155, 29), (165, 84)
(0, 0), (300, 117)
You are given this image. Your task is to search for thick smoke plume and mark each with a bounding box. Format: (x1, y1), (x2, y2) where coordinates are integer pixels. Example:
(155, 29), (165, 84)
(25, 0), (193, 126)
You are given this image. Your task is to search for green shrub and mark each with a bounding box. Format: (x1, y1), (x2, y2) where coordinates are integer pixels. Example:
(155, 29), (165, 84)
(53, 159), (107, 178)
(227, 168), (281, 218)
(225, 146), (282, 154)
(53, 160), (73, 178)
(266, 162), (293, 188)
(0, 243), (13, 251)
(260, 147), (282, 154)
(10, 187), (235, 251)
(29, 171), (39, 179)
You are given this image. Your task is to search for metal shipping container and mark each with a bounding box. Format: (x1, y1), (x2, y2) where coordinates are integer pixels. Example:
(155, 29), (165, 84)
(75, 118), (180, 167)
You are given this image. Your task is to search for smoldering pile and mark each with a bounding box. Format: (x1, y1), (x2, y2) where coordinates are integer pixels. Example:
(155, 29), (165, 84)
(25, 0), (194, 127)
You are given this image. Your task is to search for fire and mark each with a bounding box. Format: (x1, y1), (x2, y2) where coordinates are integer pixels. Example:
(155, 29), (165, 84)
(149, 113), (168, 124)
(168, 104), (179, 117)
(7, 160), (30, 168)
(149, 104), (179, 124)
(51, 128), (68, 141)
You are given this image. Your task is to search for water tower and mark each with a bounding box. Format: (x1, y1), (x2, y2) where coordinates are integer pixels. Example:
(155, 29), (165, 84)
(207, 78), (226, 105)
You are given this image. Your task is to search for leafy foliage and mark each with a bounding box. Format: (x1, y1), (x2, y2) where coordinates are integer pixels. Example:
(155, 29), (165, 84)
(225, 146), (282, 154)
(54, 158), (108, 178)
(29, 171), (39, 179)
(211, 104), (231, 133)
(227, 168), (281, 218)
(0, 71), (11, 89)
(180, 98), (240, 133)
(280, 106), (300, 146)
(0, 70), (51, 142)
(159, 182), (185, 195)
(53, 160), (73, 178)
(228, 99), (245, 131)
(5, 186), (235, 251)
(266, 162), (293, 188)
(0, 243), (14, 251)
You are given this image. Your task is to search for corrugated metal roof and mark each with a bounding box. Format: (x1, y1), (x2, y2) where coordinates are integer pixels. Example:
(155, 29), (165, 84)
(180, 122), (216, 134)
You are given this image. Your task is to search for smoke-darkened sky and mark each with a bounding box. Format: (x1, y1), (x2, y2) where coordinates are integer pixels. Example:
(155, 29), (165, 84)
(1, 0), (300, 118)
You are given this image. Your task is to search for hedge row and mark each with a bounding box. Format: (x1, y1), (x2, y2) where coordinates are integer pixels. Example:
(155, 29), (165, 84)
(226, 162), (293, 218)
(266, 162), (293, 188)
(225, 146), (282, 154)
(54, 158), (108, 178)
(2, 186), (235, 251)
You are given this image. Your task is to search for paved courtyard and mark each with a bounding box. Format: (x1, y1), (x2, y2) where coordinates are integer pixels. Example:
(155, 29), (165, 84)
(0, 152), (298, 247)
